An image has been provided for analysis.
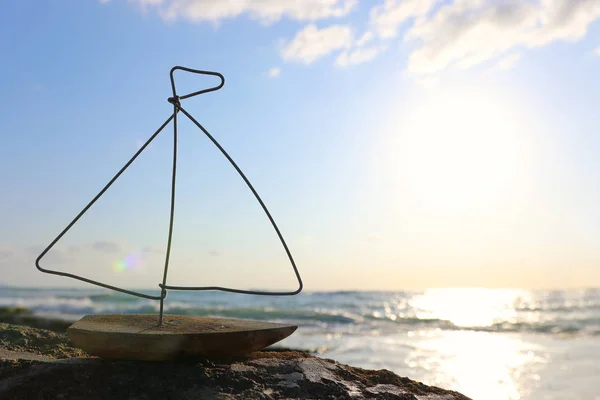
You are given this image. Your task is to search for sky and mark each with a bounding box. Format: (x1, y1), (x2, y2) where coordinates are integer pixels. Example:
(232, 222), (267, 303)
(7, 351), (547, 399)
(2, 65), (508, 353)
(1, 0), (599, 293)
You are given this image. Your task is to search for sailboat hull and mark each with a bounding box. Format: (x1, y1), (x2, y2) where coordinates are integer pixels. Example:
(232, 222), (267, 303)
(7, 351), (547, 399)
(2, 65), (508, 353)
(67, 314), (297, 361)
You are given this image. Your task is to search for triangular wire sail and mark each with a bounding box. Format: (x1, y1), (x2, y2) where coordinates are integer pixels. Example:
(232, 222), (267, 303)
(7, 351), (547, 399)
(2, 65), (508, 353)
(36, 66), (303, 325)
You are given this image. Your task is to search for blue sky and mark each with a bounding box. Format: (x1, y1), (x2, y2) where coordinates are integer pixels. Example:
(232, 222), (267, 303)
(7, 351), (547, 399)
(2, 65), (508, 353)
(1, 0), (599, 292)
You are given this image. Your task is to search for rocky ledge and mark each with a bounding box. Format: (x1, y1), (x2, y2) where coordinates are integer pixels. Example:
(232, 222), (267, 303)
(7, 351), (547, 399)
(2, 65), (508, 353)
(0, 322), (471, 399)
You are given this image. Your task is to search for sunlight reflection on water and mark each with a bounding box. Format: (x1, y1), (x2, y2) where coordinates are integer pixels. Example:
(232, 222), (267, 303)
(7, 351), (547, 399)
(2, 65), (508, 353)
(410, 288), (525, 328)
(405, 289), (545, 399)
(405, 330), (549, 400)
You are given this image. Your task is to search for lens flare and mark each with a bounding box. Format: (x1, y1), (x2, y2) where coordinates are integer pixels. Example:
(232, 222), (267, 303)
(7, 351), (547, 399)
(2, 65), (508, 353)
(113, 251), (143, 272)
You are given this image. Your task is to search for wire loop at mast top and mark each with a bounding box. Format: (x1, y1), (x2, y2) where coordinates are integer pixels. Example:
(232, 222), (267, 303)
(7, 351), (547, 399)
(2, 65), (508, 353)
(169, 66), (225, 103)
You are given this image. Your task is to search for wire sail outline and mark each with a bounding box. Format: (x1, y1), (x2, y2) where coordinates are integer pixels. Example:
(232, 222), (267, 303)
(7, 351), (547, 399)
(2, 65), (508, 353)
(35, 66), (303, 325)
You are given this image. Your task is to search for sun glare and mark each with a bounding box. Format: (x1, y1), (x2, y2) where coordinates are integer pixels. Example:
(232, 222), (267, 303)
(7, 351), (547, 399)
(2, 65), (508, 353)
(410, 288), (521, 328)
(405, 330), (546, 400)
(388, 87), (533, 214)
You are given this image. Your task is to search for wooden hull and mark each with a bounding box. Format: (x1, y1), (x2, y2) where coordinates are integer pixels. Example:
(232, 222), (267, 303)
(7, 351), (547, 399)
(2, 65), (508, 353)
(67, 314), (297, 361)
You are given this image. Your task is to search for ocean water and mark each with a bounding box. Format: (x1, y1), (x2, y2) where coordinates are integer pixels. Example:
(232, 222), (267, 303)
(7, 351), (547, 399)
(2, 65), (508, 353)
(1, 286), (599, 400)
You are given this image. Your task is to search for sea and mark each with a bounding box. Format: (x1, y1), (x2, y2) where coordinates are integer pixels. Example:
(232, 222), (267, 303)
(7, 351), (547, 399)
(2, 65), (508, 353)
(1, 286), (599, 400)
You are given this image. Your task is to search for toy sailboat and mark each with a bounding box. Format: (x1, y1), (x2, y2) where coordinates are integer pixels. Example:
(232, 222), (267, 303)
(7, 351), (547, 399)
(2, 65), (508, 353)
(35, 66), (303, 360)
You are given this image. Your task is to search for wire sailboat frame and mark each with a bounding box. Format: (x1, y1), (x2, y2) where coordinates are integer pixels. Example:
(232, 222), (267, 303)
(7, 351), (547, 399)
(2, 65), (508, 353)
(35, 66), (303, 325)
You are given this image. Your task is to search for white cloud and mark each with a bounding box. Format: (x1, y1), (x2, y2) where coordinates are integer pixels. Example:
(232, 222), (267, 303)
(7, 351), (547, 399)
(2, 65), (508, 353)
(370, 0), (441, 39)
(333, 28), (391, 68)
(129, 0), (163, 12)
(281, 24), (353, 65)
(595, 46), (600, 56)
(109, 0), (600, 78)
(488, 52), (521, 73)
(336, 44), (388, 67)
(533, 0), (600, 45)
(404, 0), (600, 76)
(267, 67), (281, 77)
(129, 0), (357, 24)
(405, 2), (538, 75)
(356, 31), (374, 47)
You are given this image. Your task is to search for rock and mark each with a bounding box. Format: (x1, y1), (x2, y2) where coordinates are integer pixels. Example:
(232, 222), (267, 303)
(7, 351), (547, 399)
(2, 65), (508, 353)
(0, 323), (86, 359)
(0, 323), (471, 400)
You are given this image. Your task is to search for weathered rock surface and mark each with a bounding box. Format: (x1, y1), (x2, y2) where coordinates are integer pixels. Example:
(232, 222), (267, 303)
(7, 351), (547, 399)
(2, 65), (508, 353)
(0, 323), (471, 400)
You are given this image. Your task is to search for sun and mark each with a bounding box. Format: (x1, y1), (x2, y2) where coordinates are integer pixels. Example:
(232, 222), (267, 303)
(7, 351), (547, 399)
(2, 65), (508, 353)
(386, 87), (533, 215)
